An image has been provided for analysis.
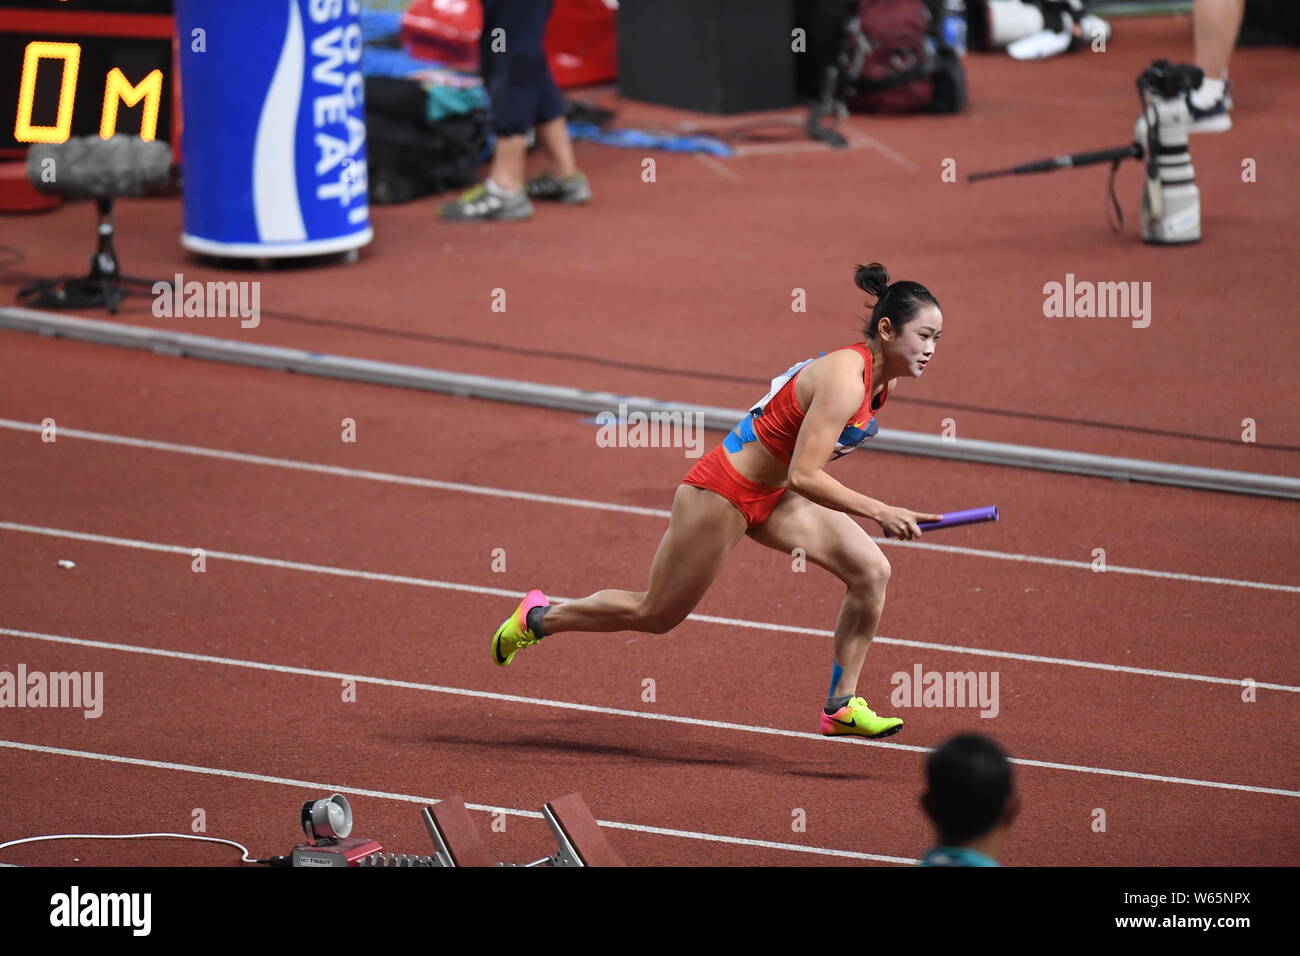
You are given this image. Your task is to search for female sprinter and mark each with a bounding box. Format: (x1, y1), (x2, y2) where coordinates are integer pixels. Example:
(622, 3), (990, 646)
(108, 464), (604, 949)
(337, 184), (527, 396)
(490, 262), (943, 739)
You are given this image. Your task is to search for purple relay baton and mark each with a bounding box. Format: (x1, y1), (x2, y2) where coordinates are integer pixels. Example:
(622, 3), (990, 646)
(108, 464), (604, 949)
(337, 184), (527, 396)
(884, 505), (999, 537)
(919, 505), (999, 533)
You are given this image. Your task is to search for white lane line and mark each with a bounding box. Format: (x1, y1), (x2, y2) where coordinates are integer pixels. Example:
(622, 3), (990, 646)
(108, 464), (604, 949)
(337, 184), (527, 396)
(0, 740), (917, 864)
(733, 140), (857, 157)
(684, 613), (1300, 693)
(693, 153), (743, 182)
(0, 419), (1294, 593)
(3, 523), (1297, 694)
(729, 127), (917, 167)
(0, 419), (669, 518)
(3, 626), (1297, 798)
(877, 538), (1300, 593)
(843, 128), (919, 171)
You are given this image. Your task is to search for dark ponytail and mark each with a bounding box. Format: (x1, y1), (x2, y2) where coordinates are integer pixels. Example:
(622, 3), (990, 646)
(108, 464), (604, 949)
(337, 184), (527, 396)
(855, 262), (940, 339)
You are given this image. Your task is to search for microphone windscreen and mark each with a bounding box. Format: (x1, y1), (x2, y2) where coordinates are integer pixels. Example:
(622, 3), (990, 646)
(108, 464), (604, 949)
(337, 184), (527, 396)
(27, 135), (173, 200)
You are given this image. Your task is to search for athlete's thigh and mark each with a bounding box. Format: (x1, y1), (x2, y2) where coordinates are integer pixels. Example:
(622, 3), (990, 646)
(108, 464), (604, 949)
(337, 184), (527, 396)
(642, 483), (749, 618)
(745, 490), (886, 585)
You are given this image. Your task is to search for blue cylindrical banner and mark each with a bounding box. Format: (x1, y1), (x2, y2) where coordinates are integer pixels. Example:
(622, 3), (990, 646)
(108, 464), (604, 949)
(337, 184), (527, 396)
(177, 0), (372, 257)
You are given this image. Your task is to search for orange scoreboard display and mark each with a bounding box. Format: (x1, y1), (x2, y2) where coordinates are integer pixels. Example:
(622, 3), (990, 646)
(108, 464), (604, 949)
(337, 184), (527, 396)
(1, 0), (176, 158)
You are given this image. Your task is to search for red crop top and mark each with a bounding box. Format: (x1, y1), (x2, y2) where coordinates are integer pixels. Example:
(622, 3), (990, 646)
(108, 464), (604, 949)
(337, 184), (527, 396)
(747, 342), (888, 466)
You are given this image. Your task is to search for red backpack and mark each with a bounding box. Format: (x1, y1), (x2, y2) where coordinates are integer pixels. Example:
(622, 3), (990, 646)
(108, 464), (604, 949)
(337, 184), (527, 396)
(839, 0), (965, 114)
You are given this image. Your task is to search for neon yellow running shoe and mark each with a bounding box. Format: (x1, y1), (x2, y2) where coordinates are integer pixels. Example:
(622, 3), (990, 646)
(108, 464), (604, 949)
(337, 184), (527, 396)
(491, 589), (549, 667)
(820, 697), (903, 739)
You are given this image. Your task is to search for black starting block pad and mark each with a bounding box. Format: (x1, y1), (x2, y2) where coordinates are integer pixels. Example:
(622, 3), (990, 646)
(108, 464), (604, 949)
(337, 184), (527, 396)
(542, 793), (625, 867)
(421, 796), (494, 868)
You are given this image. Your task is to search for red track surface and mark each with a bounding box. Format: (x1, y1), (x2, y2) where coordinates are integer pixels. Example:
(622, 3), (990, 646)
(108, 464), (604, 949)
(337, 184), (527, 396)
(1, 17), (1297, 866)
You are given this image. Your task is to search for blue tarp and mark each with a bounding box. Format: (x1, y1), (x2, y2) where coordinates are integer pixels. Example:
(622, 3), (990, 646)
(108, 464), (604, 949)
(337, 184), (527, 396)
(566, 123), (735, 157)
(360, 9), (403, 46)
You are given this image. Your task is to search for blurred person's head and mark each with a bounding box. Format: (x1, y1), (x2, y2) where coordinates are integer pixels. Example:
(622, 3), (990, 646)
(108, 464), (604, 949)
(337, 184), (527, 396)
(854, 262), (942, 380)
(921, 733), (1019, 860)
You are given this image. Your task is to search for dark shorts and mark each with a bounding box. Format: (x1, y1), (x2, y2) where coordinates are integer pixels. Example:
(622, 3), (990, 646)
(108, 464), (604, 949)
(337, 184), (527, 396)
(681, 445), (788, 529)
(479, 0), (567, 136)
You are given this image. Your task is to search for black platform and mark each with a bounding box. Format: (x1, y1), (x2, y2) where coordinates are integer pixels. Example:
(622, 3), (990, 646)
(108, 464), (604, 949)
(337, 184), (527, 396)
(617, 0), (798, 115)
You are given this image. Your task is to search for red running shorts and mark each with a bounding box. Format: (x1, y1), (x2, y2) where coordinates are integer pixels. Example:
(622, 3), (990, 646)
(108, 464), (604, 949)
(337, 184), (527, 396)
(681, 445), (787, 528)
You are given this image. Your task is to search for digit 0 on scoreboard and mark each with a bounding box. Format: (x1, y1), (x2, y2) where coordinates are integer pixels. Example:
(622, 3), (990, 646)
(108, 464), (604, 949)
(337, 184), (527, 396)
(0, 0), (176, 158)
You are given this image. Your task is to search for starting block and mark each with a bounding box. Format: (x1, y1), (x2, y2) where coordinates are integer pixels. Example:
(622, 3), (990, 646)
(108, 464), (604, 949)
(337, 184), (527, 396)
(540, 793), (626, 867)
(345, 792), (625, 867)
(421, 795), (494, 867)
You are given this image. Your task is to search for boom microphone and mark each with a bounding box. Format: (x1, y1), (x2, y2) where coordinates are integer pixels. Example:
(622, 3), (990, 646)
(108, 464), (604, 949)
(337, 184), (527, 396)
(965, 60), (1203, 244)
(967, 142), (1141, 181)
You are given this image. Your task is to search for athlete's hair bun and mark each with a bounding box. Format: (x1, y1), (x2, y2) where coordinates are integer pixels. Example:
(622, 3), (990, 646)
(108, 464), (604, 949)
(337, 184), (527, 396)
(854, 262), (890, 299)
(855, 261), (941, 341)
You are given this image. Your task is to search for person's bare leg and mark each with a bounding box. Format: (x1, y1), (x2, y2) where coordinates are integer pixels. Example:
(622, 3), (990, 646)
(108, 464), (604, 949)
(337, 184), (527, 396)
(1194, 0), (1246, 80)
(746, 493), (891, 698)
(535, 115), (578, 178)
(543, 484), (748, 635)
(825, 574), (888, 697)
(488, 133), (528, 192)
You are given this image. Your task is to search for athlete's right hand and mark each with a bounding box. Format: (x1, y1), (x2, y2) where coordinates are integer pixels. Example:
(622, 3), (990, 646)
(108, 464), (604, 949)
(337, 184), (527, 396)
(873, 506), (944, 540)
